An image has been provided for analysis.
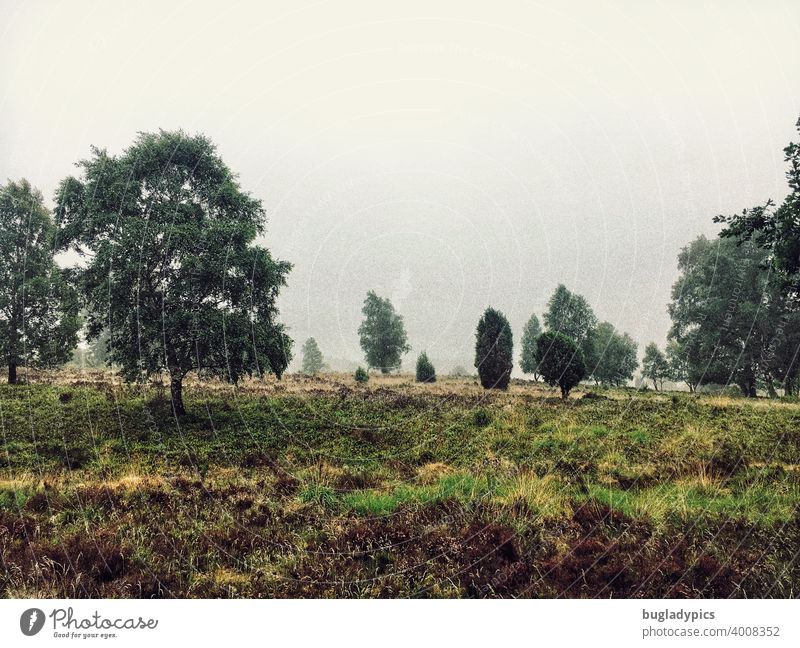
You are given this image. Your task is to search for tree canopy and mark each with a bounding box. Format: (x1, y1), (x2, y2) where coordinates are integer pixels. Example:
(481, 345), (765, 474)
(543, 284), (597, 365)
(666, 235), (798, 396)
(519, 313), (542, 379)
(715, 115), (800, 290)
(55, 130), (292, 414)
(535, 331), (586, 398)
(641, 342), (670, 391)
(357, 291), (410, 373)
(415, 351), (436, 383)
(301, 337), (324, 374)
(590, 321), (638, 387)
(474, 307), (513, 390)
(1, 179), (80, 383)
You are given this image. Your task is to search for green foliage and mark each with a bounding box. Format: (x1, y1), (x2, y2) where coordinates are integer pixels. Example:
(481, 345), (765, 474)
(67, 325), (111, 369)
(354, 366), (369, 383)
(715, 114), (800, 286)
(471, 407), (492, 427)
(54, 130), (292, 414)
(415, 352), (436, 383)
(301, 337), (324, 374)
(342, 474), (492, 516)
(0, 179), (81, 383)
(543, 284), (597, 362)
(519, 313), (542, 378)
(698, 116), (800, 396)
(535, 331), (586, 398)
(665, 339), (697, 392)
(641, 342), (670, 391)
(590, 321), (638, 386)
(667, 236), (798, 396)
(298, 482), (338, 508)
(474, 307), (513, 390)
(357, 291), (410, 374)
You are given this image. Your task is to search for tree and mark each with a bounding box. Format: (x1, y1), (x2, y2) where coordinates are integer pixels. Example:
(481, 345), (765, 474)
(535, 331), (586, 398)
(301, 337), (324, 374)
(543, 284), (597, 367)
(665, 339), (696, 392)
(357, 291), (410, 373)
(666, 235), (796, 397)
(0, 179), (80, 383)
(641, 343), (670, 391)
(55, 130), (292, 415)
(767, 307), (800, 396)
(715, 115), (800, 289)
(474, 308), (513, 390)
(415, 352), (436, 383)
(519, 313), (542, 380)
(354, 366), (369, 383)
(590, 321), (638, 387)
(68, 326), (111, 369)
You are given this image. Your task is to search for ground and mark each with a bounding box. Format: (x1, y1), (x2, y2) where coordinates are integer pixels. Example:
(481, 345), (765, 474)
(0, 370), (798, 598)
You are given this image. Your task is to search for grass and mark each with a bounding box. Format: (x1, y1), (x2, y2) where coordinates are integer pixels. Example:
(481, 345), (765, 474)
(0, 369), (798, 598)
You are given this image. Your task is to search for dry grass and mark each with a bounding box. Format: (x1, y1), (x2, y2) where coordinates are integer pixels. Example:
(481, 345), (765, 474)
(1, 369), (798, 598)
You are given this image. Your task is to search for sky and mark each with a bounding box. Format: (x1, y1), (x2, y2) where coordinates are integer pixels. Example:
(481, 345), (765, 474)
(1, 0), (798, 373)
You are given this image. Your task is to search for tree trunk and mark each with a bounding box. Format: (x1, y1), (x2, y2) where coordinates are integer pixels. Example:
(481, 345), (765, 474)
(8, 362), (17, 384)
(765, 376), (778, 398)
(560, 384), (568, 399)
(740, 380), (756, 398)
(170, 376), (186, 416)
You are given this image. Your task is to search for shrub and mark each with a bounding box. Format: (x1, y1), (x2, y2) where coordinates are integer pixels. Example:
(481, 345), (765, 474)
(474, 307), (513, 390)
(471, 407), (493, 427)
(535, 331), (586, 399)
(415, 352), (436, 383)
(354, 367), (369, 383)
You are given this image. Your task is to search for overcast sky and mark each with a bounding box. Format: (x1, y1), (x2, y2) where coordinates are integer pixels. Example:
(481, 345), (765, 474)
(2, 0), (798, 372)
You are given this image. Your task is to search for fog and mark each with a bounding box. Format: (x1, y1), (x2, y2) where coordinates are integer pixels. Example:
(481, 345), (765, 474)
(2, 0), (798, 373)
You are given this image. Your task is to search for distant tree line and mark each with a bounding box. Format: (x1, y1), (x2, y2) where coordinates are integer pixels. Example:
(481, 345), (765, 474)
(346, 281), (638, 399)
(3, 115), (799, 411)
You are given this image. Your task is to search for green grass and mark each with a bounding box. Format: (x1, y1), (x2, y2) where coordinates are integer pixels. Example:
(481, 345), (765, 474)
(1, 373), (799, 598)
(341, 473), (494, 515)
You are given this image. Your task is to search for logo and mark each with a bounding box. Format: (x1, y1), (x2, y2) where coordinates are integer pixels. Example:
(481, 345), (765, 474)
(20, 608), (45, 636)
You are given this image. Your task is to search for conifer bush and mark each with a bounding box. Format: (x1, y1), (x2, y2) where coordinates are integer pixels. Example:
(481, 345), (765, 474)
(415, 352), (436, 383)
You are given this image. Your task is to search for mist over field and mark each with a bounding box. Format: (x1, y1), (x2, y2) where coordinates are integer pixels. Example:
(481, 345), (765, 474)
(4, 1), (800, 608)
(2, 0), (798, 374)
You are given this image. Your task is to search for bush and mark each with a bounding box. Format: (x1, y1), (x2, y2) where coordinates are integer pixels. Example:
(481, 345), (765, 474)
(535, 331), (586, 399)
(474, 307), (513, 390)
(415, 352), (436, 383)
(471, 407), (493, 427)
(354, 367), (369, 383)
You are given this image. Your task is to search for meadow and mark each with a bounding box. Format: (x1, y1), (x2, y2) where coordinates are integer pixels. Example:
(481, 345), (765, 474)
(1, 371), (798, 598)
